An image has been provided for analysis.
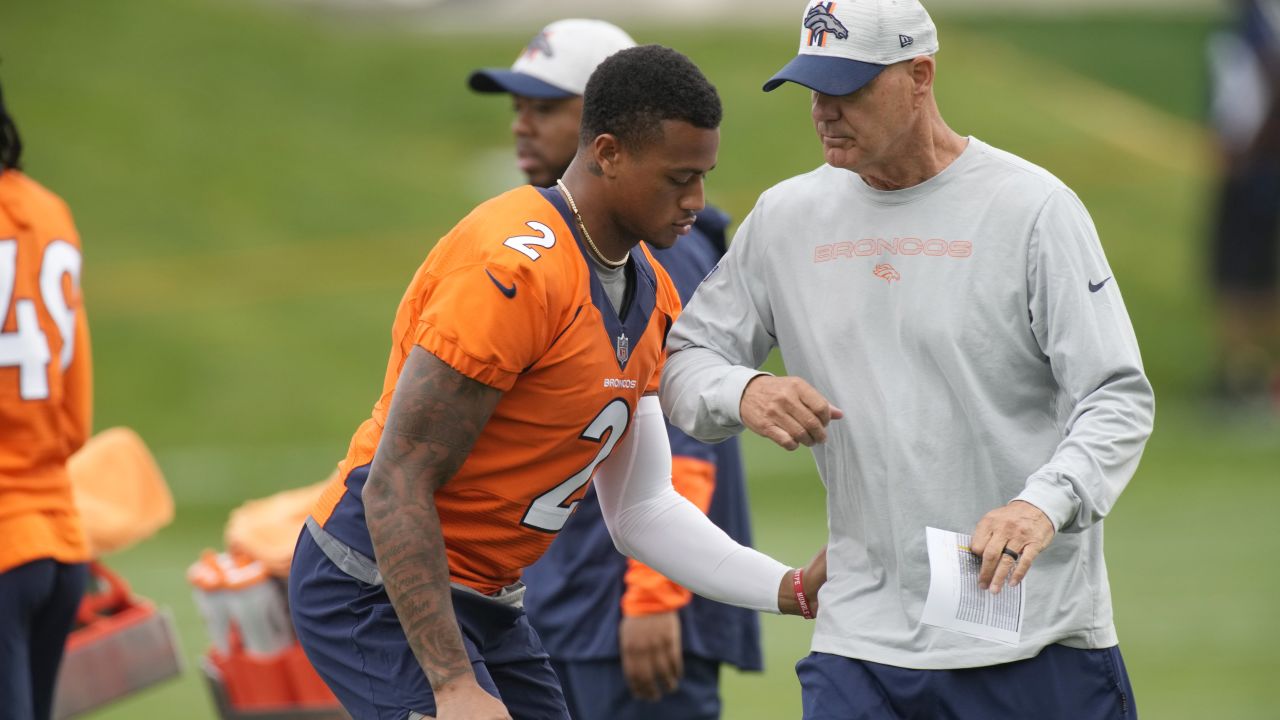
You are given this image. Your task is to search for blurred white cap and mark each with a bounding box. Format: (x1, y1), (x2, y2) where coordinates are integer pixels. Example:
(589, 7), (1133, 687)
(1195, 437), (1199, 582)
(469, 19), (637, 98)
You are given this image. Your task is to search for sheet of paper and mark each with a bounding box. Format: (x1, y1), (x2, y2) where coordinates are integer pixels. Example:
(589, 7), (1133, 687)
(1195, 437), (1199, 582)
(921, 526), (1024, 646)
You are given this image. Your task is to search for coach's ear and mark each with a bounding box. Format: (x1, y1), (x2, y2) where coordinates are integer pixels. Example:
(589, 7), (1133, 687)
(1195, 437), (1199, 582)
(589, 132), (625, 179)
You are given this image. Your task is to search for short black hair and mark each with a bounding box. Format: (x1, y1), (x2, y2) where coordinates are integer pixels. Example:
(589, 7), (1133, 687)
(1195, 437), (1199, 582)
(0, 74), (20, 170)
(0, 79), (21, 171)
(580, 45), (722, 150)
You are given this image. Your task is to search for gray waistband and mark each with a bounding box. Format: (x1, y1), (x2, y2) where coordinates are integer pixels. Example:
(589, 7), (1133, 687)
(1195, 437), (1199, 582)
(304, 516), (525, 609)
(452, 579), (526, 609)
(306, 515), (383, 586)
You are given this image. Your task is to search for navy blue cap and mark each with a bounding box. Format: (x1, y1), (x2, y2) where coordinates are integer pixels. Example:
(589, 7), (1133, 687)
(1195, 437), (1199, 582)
(467, 69), (576, 99)
(762, 54), (887, 96)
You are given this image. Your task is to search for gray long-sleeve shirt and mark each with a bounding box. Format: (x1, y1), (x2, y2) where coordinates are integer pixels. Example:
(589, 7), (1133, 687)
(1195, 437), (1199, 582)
(660, 138), (1155, 669)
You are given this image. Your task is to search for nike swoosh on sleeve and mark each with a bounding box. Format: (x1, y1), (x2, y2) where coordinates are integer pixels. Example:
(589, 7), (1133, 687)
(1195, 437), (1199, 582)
(1088, 277), (1112, 293)
(485, 269), (517, 299)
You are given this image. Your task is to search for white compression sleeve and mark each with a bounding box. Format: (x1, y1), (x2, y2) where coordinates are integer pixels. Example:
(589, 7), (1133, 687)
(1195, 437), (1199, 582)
(593, 395), (788, 614)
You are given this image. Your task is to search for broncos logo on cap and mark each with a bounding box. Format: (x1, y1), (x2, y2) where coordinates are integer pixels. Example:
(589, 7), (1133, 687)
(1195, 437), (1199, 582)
(805, 2), (849, 47)
(524, 31), (554, 59)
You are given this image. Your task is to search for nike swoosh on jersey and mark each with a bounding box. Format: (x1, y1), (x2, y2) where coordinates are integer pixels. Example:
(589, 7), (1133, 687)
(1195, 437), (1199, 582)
(1088, 276), (1112, 293)
(485, 269), (517, 299)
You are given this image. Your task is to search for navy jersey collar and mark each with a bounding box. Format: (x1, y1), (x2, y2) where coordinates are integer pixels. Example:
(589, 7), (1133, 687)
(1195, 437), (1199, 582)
(536, 186), (657, 371)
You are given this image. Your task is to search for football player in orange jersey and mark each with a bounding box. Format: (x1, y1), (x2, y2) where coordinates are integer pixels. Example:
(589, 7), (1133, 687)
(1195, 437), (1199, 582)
(469, 20), (767, 719)
(0, 79), (93, 720)
(290, 46), (830, 720)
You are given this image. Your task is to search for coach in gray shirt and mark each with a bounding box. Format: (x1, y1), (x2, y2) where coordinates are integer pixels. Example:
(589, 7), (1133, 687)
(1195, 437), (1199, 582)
(660, 1), (1154, 718)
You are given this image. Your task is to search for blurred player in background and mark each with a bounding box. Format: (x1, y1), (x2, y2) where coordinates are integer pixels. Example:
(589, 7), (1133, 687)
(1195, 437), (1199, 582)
(1207, 0), (1280, 412)
(468, 20), (763, 719)
(0, 78), (93, 720)
(290, 46), (824, 720)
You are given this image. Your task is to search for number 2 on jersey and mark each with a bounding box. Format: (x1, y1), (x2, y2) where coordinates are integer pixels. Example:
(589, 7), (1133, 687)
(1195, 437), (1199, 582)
(0, 238), (82, 400)
(503, 221), (556, 261)
(521, 398), (631, 533)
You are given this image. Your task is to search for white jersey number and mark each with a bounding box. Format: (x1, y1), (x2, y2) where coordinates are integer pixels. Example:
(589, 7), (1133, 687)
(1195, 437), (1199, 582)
(521, 398), (630, 533)
(0, 238), (82, 400)
(503, 221), (556, 261)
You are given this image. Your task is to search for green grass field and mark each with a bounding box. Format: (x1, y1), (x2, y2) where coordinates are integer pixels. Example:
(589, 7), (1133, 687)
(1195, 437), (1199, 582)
(3, 2), (1278, 718)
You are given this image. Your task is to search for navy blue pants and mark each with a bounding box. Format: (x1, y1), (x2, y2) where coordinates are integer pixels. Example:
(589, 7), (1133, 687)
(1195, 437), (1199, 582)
(1211, 165), (1280, 292)
(289, 528), (569, 720)
(0, 559), (88, 720)
(798, 644), (1136, 720)
(553, 654), (721, 720)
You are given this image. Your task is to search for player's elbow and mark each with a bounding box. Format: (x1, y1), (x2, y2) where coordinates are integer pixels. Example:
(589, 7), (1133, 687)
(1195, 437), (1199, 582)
(598, 507), (635, 557)
(360, 472), (398, 529)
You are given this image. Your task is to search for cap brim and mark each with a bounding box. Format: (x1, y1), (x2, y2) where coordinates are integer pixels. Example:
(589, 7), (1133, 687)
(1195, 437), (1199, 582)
(467, 69), (576, 99)
(762, 54), (887, 96)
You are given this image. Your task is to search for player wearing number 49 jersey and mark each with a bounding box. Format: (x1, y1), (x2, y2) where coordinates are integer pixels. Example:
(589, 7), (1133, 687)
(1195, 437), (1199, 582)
(0, 80), (92, 720)
(290, 46), (825, 720)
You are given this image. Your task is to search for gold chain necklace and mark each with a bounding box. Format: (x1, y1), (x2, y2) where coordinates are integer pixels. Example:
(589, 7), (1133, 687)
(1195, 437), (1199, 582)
(556, 179), (628, 269)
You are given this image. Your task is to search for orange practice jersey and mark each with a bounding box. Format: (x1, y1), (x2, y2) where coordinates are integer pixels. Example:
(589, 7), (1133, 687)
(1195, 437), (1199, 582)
(0, 170), (92, 573)
(313, 185), (682, 594)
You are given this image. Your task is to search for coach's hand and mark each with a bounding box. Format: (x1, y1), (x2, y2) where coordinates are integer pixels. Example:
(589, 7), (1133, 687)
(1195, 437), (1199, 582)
(740, 375), (843, 451)
(434, 677), (511, 720)
(970, 500), (1055, 594)
(620, 611), (683, 702)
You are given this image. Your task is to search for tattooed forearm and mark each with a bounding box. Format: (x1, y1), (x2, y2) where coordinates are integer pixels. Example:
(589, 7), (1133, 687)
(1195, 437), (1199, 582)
(364, 346), (503, 691)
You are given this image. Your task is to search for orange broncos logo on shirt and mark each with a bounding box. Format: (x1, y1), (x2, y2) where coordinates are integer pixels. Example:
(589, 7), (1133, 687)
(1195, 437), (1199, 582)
(874, 263), (901, 284)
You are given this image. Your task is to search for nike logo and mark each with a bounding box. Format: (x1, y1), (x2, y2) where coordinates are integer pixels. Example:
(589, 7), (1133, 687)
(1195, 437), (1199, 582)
(485, 269), (516, 299)
(1088, 276), (1112, 293)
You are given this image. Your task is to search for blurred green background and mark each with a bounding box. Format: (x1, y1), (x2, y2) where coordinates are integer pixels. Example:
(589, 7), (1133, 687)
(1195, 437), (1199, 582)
(3, 0), (1278, 718)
